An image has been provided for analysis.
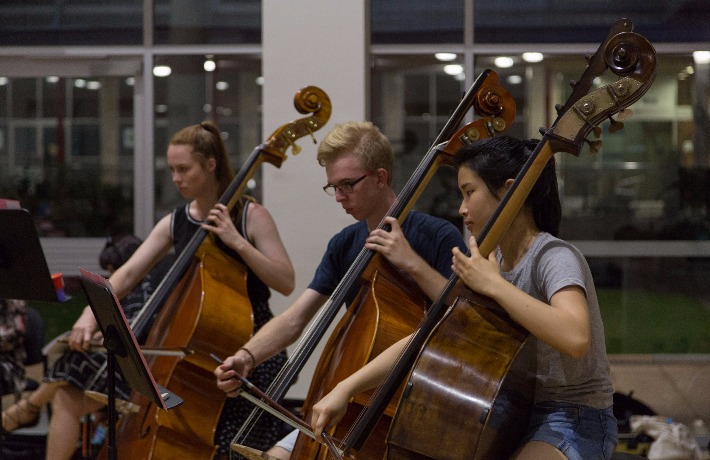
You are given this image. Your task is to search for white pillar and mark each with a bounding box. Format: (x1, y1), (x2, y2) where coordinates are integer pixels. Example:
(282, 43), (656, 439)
(262, 1), (368, 399)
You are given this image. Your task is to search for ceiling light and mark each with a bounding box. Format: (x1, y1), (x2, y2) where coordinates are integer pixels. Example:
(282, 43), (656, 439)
(435, 52), (457, 61)
(204, 59), (216, 72)
(494, 57), (514, 68)
(153, 65), (172, 77)
(507, 75), (523, 84)
(444, 64), (464, 75)
(522, 52), (544, 63)
(693, 51), (710, 64)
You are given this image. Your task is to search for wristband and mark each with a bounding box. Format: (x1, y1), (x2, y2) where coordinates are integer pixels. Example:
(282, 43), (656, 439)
(239, 346), (257, 369)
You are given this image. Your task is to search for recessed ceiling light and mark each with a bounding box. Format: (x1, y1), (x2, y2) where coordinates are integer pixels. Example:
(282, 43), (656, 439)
(435, 52), (457, 61)
(494, 57), (514, 68)
(522, 52), (544, 63)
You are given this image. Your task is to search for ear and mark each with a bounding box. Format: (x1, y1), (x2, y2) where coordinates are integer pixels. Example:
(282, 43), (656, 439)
(495, 178), (515, 200)
(205, 157), (217, 174)
(374, 168), (389, 188)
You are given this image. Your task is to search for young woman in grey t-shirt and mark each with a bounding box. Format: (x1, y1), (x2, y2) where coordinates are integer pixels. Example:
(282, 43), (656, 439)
(450, 135), (616, 459)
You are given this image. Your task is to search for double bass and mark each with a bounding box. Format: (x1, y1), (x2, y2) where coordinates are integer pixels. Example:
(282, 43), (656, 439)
(342, 18), (657, 460)
(100, 86), (331, 460)
(230, 71), (515, 457)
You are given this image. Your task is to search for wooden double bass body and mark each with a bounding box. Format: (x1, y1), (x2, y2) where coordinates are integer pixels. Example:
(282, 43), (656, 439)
(377, 19), (657, 460)
(287, 71), (516, 460)
(101, 86), (331, 460)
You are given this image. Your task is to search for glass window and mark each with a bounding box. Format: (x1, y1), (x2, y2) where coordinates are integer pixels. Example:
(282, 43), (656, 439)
(0, 0), (142, 46)
(12, 78), (38, 118)
(592, 256), (710, 353)
(473, 1), (710, 44)
(154, 0), (261, 45)
(371, 1), (464, 44)
(42, 77), (64, 118)
(72, 79), (101, 118)
(0, 75), (135, 237)
(71, 124), (100, 156)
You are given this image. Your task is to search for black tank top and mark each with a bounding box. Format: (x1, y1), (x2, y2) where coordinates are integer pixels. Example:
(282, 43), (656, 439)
(170, 198), (271, 307)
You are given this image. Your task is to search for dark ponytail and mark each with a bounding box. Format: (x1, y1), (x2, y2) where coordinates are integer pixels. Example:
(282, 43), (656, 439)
(453, 135), (561, 236)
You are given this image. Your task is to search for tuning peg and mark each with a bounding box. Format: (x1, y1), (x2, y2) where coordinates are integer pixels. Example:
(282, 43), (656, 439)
(569, 79), (578, 89)
(555, 103), (563, 115)
(305, 125), (318, 144)
(615, 107), (634, 121)
(608, 117), (624, 134)
(539, 127), (547, 136)
(585, 138), (603, 153)
(593, 126), (603, 138)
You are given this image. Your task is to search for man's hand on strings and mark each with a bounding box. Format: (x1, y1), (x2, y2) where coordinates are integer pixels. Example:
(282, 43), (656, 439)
(365, 216), (417, 272)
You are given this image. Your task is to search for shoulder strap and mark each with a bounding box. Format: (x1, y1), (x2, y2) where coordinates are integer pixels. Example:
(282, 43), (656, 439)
(229, 195), (257, 244)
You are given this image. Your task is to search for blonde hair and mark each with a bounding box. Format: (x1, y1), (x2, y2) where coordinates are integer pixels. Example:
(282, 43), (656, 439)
(317, 121), (393, 185)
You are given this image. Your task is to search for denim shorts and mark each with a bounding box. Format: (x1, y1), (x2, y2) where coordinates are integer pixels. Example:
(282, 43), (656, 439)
(522, 401), (618, 460)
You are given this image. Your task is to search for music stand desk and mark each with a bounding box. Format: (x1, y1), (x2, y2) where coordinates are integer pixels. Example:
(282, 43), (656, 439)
(79, 268), (182, 460)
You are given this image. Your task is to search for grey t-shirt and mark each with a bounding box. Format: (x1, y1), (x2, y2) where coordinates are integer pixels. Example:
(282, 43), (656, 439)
(499, 232), (614, 409)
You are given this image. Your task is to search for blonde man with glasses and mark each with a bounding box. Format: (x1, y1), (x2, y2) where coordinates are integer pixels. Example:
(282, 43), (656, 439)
(214, 121), (466, 458)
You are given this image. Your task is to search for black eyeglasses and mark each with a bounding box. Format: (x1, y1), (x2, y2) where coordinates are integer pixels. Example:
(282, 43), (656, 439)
(322, 173), (372, 196)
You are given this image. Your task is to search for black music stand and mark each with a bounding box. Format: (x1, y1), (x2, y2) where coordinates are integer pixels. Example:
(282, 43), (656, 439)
(78, 268), (183, 460)
(0, 206), (60, 303)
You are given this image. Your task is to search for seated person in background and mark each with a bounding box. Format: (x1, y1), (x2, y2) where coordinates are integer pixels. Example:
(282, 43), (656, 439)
(0, 235), (159, 434)
(1, 297), (28, 428)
